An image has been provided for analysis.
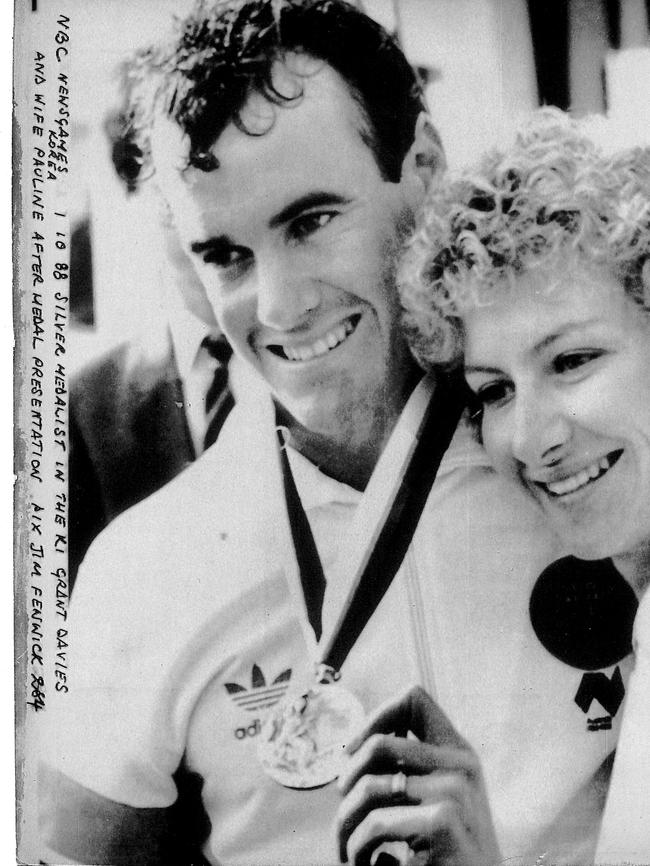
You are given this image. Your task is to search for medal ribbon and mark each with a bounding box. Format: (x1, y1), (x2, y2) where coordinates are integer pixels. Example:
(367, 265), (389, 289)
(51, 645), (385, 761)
(279, 441), (327, 640)
(280, 372), (467, 676)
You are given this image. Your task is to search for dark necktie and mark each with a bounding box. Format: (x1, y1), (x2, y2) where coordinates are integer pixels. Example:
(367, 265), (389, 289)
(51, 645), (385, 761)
(202, 335), (235, 451)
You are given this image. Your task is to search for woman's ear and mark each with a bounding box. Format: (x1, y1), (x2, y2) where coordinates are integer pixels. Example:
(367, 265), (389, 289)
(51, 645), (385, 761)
(400, 112), (446, 196)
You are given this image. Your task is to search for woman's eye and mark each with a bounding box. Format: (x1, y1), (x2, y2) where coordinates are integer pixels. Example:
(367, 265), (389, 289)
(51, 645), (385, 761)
(554, 350), (603, 374)
(474, 381), (513, 407)
(290, 211), (336, 240)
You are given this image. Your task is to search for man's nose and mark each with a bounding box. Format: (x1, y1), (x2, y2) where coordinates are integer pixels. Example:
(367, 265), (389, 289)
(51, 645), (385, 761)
(511, 386), (572, 467)
(255, 251), (321, 331)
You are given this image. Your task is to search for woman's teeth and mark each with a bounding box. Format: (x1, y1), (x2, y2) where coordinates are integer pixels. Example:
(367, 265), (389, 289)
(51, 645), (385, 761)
(277, 316), (357, 362)
(542, 452), (620, 497)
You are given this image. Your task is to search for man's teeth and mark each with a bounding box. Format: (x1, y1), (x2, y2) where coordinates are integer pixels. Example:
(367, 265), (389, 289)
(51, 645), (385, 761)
(281, 318), (355, 362)
(543, 455), (615, 496)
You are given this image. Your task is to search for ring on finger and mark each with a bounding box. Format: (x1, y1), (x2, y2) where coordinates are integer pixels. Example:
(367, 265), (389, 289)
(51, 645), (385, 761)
(390, 771), (408, 798)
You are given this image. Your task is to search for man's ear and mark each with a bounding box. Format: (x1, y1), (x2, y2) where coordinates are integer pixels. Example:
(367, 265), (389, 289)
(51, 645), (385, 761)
(400, 112), (446, 196)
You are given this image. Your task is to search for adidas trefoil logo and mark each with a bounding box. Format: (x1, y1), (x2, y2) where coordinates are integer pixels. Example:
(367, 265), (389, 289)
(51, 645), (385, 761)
(225, 664), (292, 713)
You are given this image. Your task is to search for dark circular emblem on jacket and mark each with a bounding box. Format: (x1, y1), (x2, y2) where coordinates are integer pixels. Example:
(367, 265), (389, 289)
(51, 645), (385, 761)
(530, 556), (638, 671)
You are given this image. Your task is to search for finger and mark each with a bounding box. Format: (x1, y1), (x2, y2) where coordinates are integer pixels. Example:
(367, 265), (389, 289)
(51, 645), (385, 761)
(402, 774), (501, 864)
(402, 772), (471, 817)
(338, 771), (473, 863)
(409, 770), (499, 856)
(337, 773), (422, 862)
(346, 801), (468, 866)
(347, 686), (469, 754)
(338, 733), (478, 795)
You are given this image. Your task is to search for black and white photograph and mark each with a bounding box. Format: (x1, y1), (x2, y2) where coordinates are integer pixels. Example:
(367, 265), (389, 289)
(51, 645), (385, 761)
(13, 1), (650, 863)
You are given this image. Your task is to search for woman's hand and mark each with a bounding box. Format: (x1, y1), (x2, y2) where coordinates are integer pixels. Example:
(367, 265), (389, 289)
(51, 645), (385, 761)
(336, 686), (501, 866)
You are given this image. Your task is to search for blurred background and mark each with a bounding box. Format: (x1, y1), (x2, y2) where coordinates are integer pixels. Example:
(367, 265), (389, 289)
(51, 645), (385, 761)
(66, 0), (650, 370)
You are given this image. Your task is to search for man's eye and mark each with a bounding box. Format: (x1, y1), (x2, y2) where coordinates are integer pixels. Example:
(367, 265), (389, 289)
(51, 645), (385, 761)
(289, 211), (336, 241)
(554, 350), (603, 374)
(474, 381), (513, 407)
(202, 246), (251, 268)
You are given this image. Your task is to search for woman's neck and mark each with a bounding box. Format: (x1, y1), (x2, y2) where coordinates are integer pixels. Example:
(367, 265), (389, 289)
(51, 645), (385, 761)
(613, 543), (650, 599)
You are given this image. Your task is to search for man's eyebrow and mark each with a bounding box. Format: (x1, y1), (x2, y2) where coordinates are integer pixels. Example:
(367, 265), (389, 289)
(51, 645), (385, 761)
(190, 236), (234, 256)
(269, 192), (350, 229)
(188, 192), (349, 255)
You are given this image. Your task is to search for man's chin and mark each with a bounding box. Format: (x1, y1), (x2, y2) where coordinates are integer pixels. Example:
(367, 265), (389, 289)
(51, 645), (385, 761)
(272, 391), (348, 441)
(276, 403), (333, 439)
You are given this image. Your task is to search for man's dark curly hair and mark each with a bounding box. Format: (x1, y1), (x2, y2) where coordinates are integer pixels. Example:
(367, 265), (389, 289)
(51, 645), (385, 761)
(125, 0), (426, 183)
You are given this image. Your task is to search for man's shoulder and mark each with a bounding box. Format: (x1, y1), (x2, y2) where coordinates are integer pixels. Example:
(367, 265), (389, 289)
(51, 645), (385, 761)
(82, 435), (233, 565)
(75, 397), (279, 601)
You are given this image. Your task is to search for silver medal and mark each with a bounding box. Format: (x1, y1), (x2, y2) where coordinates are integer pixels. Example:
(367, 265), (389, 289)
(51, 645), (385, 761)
(257, 677), (365, 789)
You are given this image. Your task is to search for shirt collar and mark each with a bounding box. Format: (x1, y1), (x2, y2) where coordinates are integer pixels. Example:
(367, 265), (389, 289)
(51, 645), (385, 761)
(285, 443), (361, 512)
(168, 303), (220, 382)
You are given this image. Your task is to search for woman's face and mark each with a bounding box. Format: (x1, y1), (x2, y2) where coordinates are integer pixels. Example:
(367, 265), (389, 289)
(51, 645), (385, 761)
(463, 261), (650, 565)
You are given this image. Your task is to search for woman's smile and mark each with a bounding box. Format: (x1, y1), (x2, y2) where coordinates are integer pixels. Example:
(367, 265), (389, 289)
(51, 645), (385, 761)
(530, 449), (623, 498)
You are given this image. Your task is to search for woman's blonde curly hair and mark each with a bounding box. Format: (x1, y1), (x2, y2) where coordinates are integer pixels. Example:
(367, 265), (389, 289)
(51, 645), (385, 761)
(399, 108), (650, 371)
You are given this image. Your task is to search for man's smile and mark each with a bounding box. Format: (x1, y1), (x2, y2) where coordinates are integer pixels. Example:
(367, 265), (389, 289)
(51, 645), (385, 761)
(264, 313), (361, 363)
(531, 449), (623, 498)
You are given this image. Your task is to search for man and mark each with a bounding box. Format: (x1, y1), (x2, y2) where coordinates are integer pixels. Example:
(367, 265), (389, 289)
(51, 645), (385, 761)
(42, 2), (626, 864)
(69, 221), (233, 585)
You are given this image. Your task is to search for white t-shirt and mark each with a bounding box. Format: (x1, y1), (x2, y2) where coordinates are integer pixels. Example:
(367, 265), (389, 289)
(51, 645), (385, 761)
(41, 376), (630, 865)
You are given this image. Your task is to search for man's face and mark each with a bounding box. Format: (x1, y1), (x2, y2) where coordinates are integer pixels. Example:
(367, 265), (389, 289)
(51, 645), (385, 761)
(154, 61), (423, 452)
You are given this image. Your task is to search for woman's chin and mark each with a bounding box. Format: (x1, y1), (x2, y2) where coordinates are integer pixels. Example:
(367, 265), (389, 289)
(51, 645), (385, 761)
(553, 523), (650, 580)
(542, 512), (618, 563)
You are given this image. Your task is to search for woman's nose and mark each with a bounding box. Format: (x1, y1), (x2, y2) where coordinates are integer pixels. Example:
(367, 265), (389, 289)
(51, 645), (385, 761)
(511, 389), (572, 467)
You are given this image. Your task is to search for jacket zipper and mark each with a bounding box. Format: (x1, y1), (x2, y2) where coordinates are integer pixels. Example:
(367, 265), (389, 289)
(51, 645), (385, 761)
(404, 546), (438, 701)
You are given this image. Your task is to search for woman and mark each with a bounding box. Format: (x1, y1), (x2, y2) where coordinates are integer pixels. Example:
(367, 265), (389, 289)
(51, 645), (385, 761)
(337, 110), (650, 865)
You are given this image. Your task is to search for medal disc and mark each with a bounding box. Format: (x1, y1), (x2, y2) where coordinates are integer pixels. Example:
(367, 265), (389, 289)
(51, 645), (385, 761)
(257, 683), (365, 789)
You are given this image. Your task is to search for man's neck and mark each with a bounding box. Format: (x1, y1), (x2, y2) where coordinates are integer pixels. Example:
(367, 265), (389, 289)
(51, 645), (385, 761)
(285, 427), (384, 491)
(279, 367), (423, 491)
